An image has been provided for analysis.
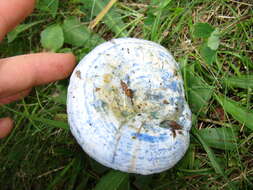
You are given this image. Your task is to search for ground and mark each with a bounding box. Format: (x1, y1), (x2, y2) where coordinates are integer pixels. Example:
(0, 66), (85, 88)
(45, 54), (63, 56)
(0, 0), (252, 189)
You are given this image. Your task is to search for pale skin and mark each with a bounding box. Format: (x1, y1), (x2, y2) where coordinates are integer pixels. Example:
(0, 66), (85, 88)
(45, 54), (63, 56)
(0, 0), (76, 138)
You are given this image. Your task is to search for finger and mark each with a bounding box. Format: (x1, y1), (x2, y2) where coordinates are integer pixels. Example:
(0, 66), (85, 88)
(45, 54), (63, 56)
(0, 89), (31, 104)
(0, 117), (13, 139)
(0, 53), (76, 97)
(0, 0), (35, 41)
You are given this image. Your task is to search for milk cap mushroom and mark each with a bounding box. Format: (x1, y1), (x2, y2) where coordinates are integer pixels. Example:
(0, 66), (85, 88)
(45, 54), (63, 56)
(67, 38), (192, 175)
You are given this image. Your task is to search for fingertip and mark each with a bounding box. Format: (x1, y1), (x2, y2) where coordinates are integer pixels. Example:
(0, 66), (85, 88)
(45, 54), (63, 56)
(64, 53), (77, 67)
(0, 52), (77, 96)
(64, 53), (77, 65)
(0, 117), (13, 139)
(57, 53), (77, 79)
(64, 52), (76, 61)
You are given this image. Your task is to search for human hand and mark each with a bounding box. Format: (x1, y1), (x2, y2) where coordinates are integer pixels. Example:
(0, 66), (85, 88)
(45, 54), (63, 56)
(0, 0), (76, 138)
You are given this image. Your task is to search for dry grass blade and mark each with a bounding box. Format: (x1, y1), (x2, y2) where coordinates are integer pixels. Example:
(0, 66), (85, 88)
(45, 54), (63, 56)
(37, 166), (65, 179)
(89, 0), (118, 29)
(229, 0), (253, 6)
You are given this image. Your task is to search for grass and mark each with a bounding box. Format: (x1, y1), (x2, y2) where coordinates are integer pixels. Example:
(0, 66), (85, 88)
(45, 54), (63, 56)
(0, 0), (253, 189)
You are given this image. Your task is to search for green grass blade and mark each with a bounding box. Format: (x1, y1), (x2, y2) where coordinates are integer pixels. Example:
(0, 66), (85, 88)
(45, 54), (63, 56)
(216, 95), (253, 130)
(94, 170), (129, 190)
(198, 127), (239, 150)
(150, 0), (172, 42)
(185, 65), (213, 114)
(47, 159), (74, 190)
(3, 106), (69, 130)
(7, 20), (44, 43)
(193, 128), (236, 190)
(178, 168), (214, 175)
(33, 117), (69, 130)
(67, 158), (82, 190)
(192, 127), (224, 174)
(222, 75), (253, 89)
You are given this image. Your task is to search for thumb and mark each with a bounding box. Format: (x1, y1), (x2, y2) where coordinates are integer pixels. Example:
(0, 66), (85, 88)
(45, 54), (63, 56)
(0, 117), (13, 139)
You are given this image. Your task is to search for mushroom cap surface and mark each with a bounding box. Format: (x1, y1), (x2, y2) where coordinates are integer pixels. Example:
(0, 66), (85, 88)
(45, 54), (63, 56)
(67, 38), (192, 175)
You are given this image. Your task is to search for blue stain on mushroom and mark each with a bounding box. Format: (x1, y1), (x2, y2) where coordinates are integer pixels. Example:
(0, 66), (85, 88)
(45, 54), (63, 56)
(132, 133), (168, 143)
(67, 38), (192, 175)
(145, 92), (164, 100)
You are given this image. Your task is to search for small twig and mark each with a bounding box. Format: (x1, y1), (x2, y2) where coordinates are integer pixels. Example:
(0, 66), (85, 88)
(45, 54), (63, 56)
(220, 171), (247, 189)
(239, 132), (253, 147)
(199, 118), (234, 127)
(223, 15), (252, 33)
(229, 0), (253, 6)
(122, 3), (149, 8)
(217, 15), (237, 19)
(37, 166), (65, 178)
(89, 0), (117, 29)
